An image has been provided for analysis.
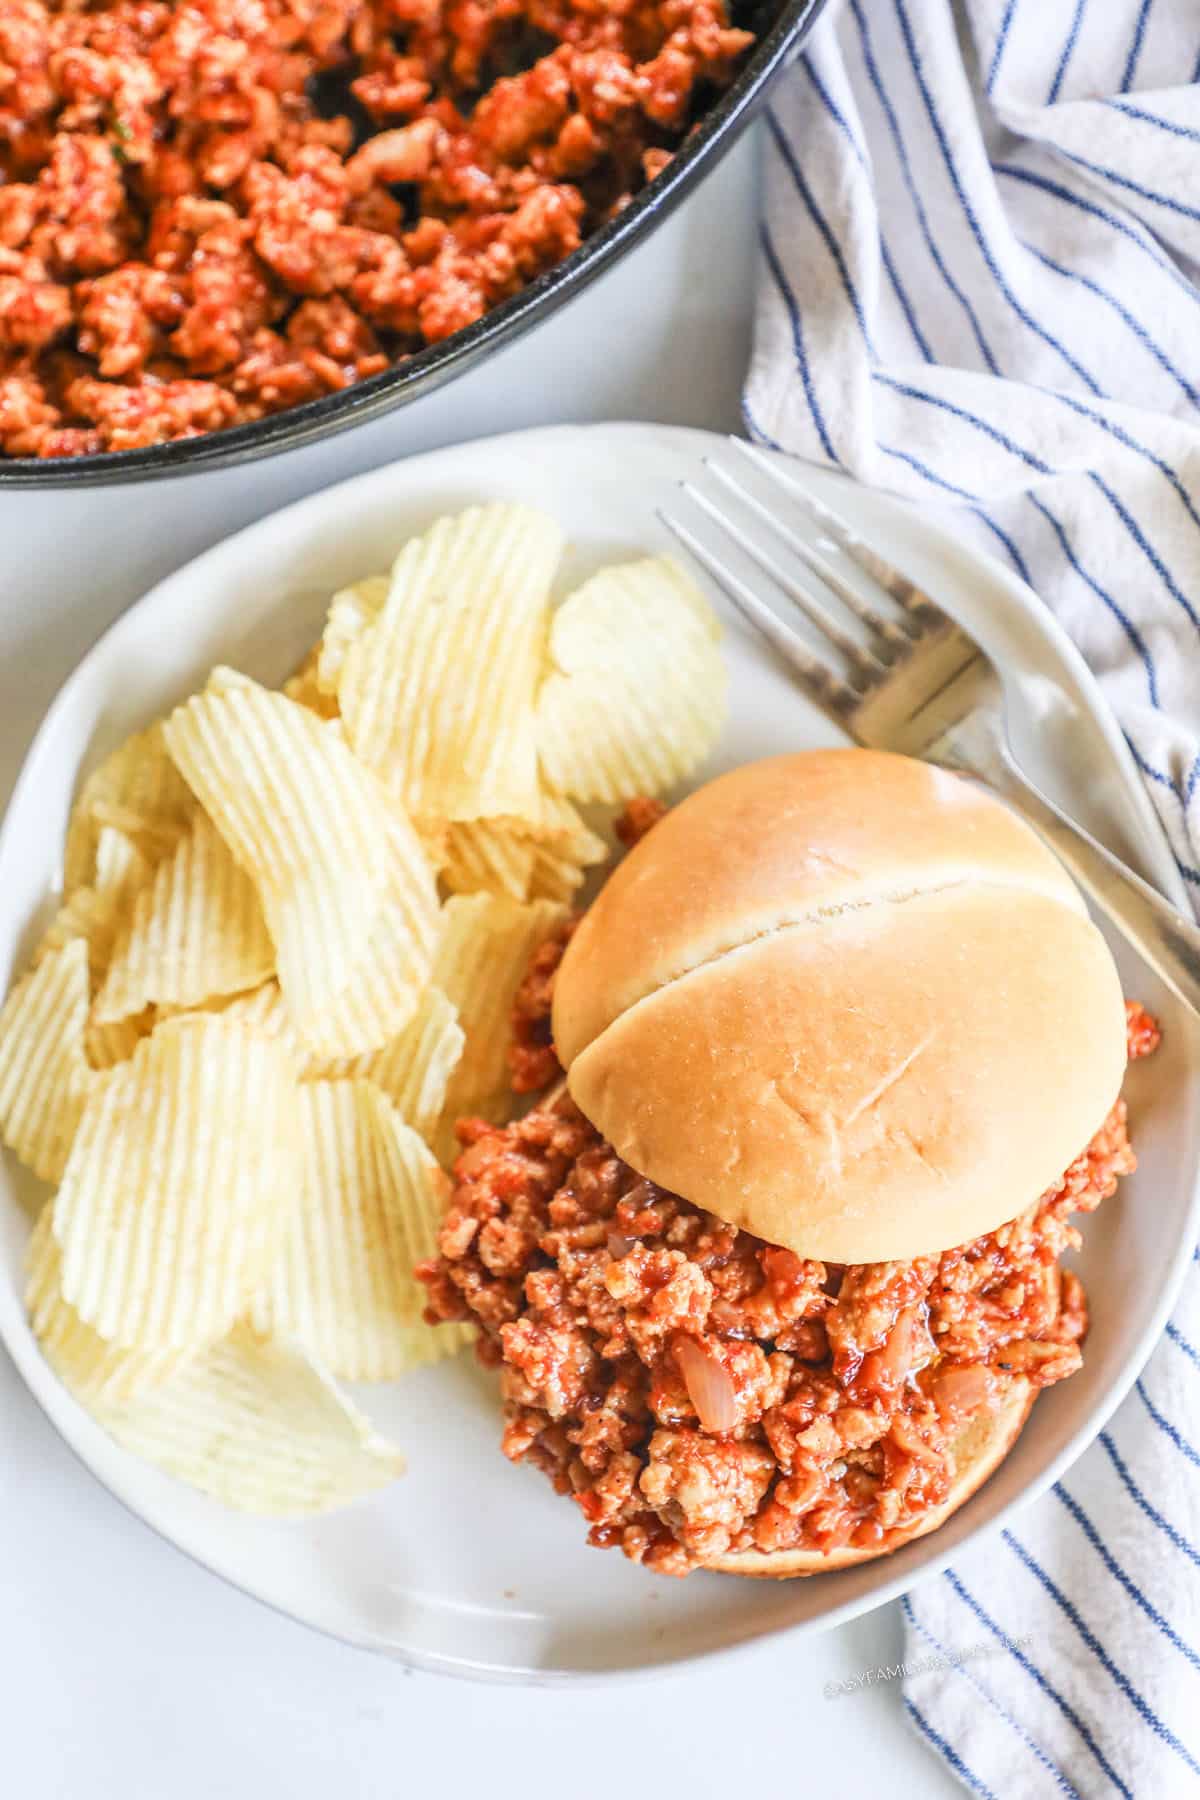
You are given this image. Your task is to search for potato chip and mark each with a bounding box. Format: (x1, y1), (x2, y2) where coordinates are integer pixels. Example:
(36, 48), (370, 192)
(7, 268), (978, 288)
(432, 893), (566, 1160)
(85, 1009), (155, 1071)
(524, 793), (609, 901)
(33, 886), (120, 979)
(415, 819), (450, 874)
(441, 817), (537, 902)
(209, 980), (298, 1046)
(308, 815), (440, 1061)
(26, 1205), (186, 1403)
(54, 1013), (301, 1350)
(89, 1323), (405, 1516)
(0, 938), (92, 1181)
(250, 1080), (448, 1380)
(315, 575), (389, 696)
(282, 645), (340, 720)
(64, 722), (196, 893)
(536, 557), (727, 802)
(338, 504), (563, 821)
(440, 795), (609, 904)
(163, 671), (437, 1056)
(527, 841), (593, 903)
(305, 985), (463, 1142)
(94, 813), (274, 1024)
(93, 824), (150, 899)
(33, 828), (154, 993)
(527, 790), (609, 861)
(389, 1317), (477, 1368)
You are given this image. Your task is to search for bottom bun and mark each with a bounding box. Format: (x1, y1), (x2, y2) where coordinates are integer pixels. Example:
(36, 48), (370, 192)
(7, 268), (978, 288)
(705, 1377), (1035, 1578)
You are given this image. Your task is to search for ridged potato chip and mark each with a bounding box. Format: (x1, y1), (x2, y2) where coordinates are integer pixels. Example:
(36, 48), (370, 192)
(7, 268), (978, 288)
(441, 818), (537, 902)
(85, 1009), (155, 1071)
(33, 886), (123, 983)
(89, 1323), (405, 1516)
(433, 893), (566, 1161)
(26, 1206), (187, 1403)
(54, 1014), (302, 1350)
(527, 790), (609, 859)
(338, 504), (563, 821)
(389, 1317), (476, 1368)
(440, 796), (609, 904)
(525, 793), (609, 902)
(0, 938), (92, 1181)
(282, 645), (340, 720)
(164, 671), (437, 1056)
(93, 824), (150, 898)
(209, 980), (298, 1048)
(311, 808), (440, 1061)
(315, 575), (389, 696)
(64, 722), (196, 892)
(94, 813), (274, 1023)
(527, 841), (594, 903)
(536, 557), (727, 802)
(305, 985), (463, 1142)
(33, 828), (154, 993)
(250, 1080), (450, 1380)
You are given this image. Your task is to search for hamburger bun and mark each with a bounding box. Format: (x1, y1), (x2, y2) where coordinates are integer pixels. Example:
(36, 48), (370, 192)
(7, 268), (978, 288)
(705, 1376), (1034, 1576)
(553, 749), (1128, 1263)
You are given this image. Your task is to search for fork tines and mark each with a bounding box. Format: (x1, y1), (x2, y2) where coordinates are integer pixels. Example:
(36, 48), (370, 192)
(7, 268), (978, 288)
(658, 438), (966, 728)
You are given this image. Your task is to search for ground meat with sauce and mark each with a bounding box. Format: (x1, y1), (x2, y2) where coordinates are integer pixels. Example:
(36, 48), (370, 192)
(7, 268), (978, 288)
(0, 0), (754, 458)
(419, 1005), (1156, 1576)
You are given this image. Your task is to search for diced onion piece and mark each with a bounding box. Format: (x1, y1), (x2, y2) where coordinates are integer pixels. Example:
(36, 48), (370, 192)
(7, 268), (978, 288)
(932, 1363), (995, 1423)
(674, 1335), (738, 1434)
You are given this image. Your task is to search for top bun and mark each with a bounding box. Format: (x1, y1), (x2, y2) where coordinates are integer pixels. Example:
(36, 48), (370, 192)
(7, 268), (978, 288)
(553, 751), (1127, 1262)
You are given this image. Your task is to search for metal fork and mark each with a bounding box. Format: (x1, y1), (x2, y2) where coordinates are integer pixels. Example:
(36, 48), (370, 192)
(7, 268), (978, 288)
(662, 439), (1200, 1020)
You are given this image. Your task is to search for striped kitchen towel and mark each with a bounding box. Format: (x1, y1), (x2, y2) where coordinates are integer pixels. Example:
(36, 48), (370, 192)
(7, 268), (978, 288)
(745, 2), (1200, 1794)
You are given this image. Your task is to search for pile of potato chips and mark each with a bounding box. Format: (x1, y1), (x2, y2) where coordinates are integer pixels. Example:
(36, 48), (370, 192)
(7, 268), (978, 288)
(0, 503), (726, 1516)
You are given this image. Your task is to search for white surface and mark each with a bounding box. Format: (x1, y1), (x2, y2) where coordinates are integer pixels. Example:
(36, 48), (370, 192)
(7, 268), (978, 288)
(5, 416), (1195, 1699)
(0, 130), (965, 1797)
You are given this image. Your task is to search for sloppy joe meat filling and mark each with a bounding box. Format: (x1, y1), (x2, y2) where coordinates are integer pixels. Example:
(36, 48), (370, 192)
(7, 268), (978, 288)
(0, 0), (753, 458)
(419, 901), (1159, 1576)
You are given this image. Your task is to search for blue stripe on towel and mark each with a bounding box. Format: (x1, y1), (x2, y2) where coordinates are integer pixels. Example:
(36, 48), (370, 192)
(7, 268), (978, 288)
(739, 393), (784, 454)
(874, 369), (1200, 644)
(944, 1569), (1133, 1796)
(1165, 1321), (1200, 1367)
(759, 224), (839, 464)
(1002, 1530), (1200, 1778)
(872, 442), (1034, 579)
(867, 379), (1165, 694)
(1099, 1431), (1200, 1569)
(766, 110), (874, 352)
(1103, 98), (1200, 145)
(1052, 1485), (1200, 1673)
(902, 1598), (1083, 1799)
(1053, 149), (1200, 226)
(1025, 495), (1162, 707)
(891, 0), (1103, 394)
(1019, 241), (1200, 412)
(794, 57), (937, 363)
(993, 164), (1200, 312)
(1047, 0), (1087, 104)
(985, 0), (1019, 93)
(903, 1696), (998, 1798)
(1136, 1377), (1200, 1467)
(1121, 0), (1154, 91)
(848, 0), (1001, 372)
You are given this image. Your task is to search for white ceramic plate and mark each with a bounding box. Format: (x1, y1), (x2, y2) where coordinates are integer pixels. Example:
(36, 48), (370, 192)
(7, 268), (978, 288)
(1, 424), (1196, 1683)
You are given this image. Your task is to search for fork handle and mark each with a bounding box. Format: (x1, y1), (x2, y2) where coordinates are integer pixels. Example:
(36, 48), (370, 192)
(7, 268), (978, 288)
(939, 738), (1200, 1020)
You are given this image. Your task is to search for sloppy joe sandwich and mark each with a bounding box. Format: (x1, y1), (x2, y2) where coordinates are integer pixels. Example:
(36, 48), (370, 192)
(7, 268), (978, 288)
(419, 750), (1160, 1577)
